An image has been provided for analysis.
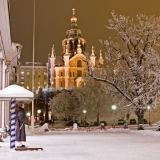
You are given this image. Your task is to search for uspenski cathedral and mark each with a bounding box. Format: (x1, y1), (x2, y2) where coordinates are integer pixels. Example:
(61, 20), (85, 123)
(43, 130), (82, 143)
(47, 9), (104, 90)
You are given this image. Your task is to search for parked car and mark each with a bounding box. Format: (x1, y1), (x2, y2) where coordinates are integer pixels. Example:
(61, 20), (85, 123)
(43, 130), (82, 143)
(143, 119), (148, 124)
(99, 121), (107, 126)
(66, 120), (80, 127)
(89, 121), (107, 126)
(130, 119), (136, 125)
(94, 121), (99, 126)
(89, 122), (95, 126)
(80, 120), (89, 127)
(117, 119), (126, 125)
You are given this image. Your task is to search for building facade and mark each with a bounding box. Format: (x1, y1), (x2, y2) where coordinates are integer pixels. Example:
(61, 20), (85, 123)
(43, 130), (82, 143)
(0, 0), (23, 127)
(17, 62), (47, 92)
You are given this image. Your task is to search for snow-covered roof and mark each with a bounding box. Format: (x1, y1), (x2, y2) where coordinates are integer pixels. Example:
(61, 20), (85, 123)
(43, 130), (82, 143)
(0, 85), (34, 101)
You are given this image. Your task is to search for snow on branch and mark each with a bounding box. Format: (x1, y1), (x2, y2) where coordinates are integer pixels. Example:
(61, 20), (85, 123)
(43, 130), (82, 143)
(86, 11), (160, 112)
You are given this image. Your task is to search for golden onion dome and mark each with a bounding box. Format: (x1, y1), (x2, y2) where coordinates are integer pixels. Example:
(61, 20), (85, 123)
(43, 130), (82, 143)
(71, 15), (77, 22)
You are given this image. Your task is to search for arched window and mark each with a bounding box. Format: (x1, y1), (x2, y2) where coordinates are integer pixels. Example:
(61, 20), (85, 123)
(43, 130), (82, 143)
(77, 60), (82, 67)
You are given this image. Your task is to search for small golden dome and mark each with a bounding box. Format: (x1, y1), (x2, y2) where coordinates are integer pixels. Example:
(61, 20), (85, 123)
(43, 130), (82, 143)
(71, 8), (77, 22)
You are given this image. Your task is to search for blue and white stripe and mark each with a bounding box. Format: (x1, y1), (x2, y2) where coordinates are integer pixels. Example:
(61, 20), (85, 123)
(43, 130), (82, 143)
(10, 98), (16, 149)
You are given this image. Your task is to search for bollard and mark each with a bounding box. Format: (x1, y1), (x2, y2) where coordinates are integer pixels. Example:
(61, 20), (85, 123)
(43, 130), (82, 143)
(10, 98), (16, 149)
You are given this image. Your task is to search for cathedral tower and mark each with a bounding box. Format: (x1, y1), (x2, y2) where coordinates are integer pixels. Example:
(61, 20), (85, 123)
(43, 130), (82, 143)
(62, 8), (86, 58)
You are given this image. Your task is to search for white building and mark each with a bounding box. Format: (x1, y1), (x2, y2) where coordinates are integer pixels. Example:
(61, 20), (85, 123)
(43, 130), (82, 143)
(0, 0), (23, 128)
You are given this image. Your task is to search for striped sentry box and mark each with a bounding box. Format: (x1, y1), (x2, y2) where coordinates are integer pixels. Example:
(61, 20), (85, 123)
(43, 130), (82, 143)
(10, 98), (16, 149)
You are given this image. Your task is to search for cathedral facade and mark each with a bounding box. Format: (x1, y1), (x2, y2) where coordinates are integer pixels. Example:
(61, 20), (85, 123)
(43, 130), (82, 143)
(48, 9), (104, 89)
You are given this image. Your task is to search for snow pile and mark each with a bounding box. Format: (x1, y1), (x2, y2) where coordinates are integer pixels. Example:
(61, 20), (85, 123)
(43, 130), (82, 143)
(33, 123), (49, 134)
(130, 129), (160, 137)
(108, 128), (130, 132)
(153, 121), (160, 125)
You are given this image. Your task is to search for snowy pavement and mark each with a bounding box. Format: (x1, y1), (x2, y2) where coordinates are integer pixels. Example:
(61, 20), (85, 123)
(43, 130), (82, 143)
(1, 129), (160, 160)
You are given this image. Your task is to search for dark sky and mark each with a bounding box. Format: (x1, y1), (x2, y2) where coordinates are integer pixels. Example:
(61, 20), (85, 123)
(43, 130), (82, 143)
(10, 0), (160, 64)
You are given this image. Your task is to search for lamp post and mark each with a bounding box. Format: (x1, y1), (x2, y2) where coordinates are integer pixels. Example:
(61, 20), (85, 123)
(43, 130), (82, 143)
(112, 105), (116, 128)
(26, 112), (31, 129)
(147, 106), (151, 125)
(37, 109), (41, 122)
(83, 110), (86, 120)
(83, 109), (86, 125)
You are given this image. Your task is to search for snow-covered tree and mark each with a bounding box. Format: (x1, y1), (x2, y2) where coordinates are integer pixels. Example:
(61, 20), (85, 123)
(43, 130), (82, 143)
(86, 11), (160, 127)
(73, 77), (107, 123)
(49, 90), (80, 119)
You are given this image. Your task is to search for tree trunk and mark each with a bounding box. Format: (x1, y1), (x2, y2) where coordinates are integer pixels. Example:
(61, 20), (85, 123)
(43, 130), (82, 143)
(97, 113), (99, 124)
(135, 108), (145, 130)
(45, 103), (49, 122)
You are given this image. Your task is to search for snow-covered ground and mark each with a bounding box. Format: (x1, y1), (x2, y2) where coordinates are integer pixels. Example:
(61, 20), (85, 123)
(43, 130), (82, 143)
(1, 128), (160, 160)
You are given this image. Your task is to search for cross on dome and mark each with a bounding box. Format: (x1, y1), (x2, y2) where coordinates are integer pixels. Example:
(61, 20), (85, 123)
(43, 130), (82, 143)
(72, 8), (75, 15)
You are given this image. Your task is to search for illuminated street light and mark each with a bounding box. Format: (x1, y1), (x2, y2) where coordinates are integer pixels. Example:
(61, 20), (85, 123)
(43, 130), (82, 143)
(111, 105), (117, 128)
(37, 109), (41, 114)
(27, 112), (31, 117)
(83, 110), (86, 118)
(112, 105), (116, 110)
(83, 110), (86, 126)
(147, 106), (151, 124)
(26, 112), (31, 128)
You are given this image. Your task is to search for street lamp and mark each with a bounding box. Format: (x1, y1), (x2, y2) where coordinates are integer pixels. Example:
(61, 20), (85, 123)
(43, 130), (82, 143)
(37, 109), (41, 114)
(26, 112), (31, 129)
(147, 106), (151, 125)
(112, 105), (117, 128)
(83, 110), (86, 126)
(83, 110), (86, 119)
(37, 109), (41, 122)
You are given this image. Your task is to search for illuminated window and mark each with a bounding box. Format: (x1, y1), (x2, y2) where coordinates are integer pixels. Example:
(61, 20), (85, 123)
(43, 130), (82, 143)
(44, 72), (46, 75)
(21, 70), (24, 74)
(27, 86), (29, 89)
(21, 82), (24, 84)
(77, 60), (82, 67)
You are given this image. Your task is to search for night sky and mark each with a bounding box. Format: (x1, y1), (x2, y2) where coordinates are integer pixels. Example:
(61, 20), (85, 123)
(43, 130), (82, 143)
(10, 0), (160, 64)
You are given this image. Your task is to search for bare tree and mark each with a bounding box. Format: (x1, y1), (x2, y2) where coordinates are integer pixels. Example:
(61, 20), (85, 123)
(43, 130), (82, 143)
(86, 11), (160, 127)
